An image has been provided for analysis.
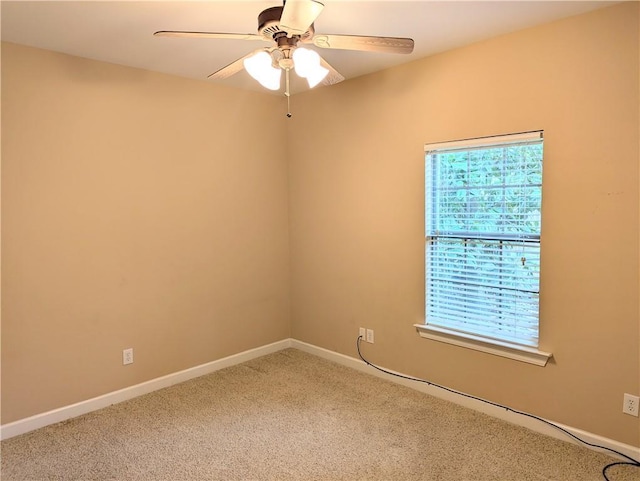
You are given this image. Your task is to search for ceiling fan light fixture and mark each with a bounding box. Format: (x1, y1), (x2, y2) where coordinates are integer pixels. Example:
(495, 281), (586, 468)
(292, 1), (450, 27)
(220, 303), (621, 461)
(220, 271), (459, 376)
(292, 47), (328, 88)
(159, 0), (413, 96)
(244, 51), (282, 90)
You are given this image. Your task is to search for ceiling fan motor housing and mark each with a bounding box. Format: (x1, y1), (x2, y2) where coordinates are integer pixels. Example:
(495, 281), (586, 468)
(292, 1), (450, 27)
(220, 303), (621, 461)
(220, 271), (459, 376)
(257, 6), (314, 41)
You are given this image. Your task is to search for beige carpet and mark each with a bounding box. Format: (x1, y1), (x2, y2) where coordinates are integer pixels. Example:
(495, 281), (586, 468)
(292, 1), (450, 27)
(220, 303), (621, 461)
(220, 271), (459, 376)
(1, 348), (638, 481)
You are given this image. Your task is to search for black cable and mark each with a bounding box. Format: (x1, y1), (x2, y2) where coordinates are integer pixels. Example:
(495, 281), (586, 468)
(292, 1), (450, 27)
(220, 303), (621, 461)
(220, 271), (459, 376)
(602, 461), (640, 481)
(355, 336), (640, 481)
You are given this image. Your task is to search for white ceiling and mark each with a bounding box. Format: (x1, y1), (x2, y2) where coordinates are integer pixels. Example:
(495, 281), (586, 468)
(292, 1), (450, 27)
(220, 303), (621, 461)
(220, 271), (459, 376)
(1, 1), (618, 95)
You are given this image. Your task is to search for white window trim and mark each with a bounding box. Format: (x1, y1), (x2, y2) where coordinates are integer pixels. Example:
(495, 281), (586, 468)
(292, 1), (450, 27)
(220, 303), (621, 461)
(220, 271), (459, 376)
(424, 130), (543, 153)
(422, 130), (551, 365)
(414, 323), (552, 366)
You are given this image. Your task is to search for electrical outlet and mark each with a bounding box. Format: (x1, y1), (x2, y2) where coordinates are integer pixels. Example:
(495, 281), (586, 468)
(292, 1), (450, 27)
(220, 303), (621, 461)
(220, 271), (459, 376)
(366, 329), (374, 344)
(623, 393), (639, 416)
(359, 327), (366, 340)
(123, 348), (134, 365)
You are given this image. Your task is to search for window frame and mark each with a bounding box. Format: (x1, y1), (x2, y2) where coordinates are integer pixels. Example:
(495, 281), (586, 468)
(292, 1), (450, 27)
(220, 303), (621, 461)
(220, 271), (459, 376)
(415, 131), (552, 366)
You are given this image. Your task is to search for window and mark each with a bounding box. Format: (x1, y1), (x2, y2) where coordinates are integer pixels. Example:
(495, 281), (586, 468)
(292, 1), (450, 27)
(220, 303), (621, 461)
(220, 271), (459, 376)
(416, 131), (551, 366)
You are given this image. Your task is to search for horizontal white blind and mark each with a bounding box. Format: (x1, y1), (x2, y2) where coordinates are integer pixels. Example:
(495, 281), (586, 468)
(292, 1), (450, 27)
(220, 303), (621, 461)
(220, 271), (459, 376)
(425, 132), (543, 347)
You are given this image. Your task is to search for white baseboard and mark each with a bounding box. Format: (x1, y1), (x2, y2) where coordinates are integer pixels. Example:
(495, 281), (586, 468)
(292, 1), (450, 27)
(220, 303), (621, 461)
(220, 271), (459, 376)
(3, 337), (638, 464)
(0, 339), (292, 441)
(290, 339), (640, 463)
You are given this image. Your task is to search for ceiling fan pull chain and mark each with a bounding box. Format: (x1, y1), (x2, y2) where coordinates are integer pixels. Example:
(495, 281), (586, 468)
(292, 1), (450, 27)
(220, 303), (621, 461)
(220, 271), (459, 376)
(285, 68), (292, 118)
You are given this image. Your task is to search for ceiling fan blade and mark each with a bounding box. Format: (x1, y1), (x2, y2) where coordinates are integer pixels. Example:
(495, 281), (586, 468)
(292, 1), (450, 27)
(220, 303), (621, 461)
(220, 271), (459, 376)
(280, 0), (324, 36)
(311, 34), (414, 54)
(319, 57), (345, 86)
(154, 30), (266, 42)
(208, 50), (263, 80)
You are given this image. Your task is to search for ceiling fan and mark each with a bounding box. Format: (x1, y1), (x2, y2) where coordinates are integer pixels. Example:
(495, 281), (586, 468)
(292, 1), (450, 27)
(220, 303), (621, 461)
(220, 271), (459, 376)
(154, 0), (414, 113)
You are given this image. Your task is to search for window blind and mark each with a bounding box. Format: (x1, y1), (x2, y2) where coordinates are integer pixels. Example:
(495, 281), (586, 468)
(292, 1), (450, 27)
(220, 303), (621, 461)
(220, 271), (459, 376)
(424, 131), (543, 347)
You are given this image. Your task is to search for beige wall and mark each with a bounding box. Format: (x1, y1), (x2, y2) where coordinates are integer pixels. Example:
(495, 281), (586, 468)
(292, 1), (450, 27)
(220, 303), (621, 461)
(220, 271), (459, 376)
(1, 43), (291, 423)
(288, 3), (640, 446)
(2, 2), (639, 449)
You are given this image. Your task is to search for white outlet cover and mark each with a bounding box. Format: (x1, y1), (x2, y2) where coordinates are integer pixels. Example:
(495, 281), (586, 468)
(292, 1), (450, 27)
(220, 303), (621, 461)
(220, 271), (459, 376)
(366, 329), (374, 344)
(623, 393), (639, 416)
(123, 348), (134, 365)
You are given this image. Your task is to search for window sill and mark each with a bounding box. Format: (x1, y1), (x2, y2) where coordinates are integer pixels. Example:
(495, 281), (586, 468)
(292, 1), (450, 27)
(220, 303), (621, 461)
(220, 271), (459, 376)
(413, 324), (552, 366)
